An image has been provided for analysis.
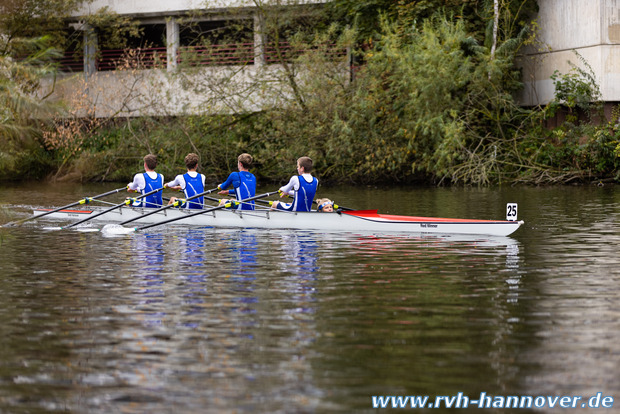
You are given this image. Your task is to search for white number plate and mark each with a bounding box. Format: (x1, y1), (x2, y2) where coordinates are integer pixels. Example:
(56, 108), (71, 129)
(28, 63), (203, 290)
(506, 203), (518, 221)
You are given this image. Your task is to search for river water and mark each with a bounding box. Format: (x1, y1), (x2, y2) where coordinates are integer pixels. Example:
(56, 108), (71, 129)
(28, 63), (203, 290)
(0, 182), (618, 413)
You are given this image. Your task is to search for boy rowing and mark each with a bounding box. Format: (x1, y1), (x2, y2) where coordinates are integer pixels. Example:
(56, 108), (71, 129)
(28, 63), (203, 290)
(271, 156), (318, 212)
(217, 153), (257, 210)
(126, 154), (164, 208)
(165, 153), (206, 209)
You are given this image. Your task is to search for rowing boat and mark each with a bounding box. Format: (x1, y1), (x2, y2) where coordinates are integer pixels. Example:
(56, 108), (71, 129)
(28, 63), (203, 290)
(32, 205), (524, 237)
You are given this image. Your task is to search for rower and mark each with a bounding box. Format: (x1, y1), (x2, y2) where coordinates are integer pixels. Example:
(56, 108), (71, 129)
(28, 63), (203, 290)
(165, 153), (206, 209)
(126, 154), (164, 208)
(271, 156), (318, 212)
(217, 153), (257, 210)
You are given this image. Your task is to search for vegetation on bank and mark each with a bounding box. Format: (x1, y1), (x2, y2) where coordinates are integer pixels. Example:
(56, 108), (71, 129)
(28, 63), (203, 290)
(1, 0), (620, 186)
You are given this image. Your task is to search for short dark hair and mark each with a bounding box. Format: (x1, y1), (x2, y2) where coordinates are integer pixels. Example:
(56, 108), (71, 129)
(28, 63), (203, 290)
(185, 153), (199, 170)
(144, 154), (157, 170)
(238, 153), (253, 169)
(297, 156), (313, 173)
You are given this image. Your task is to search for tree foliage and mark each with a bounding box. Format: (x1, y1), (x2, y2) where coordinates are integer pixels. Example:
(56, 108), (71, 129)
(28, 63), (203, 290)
(0, 0), (82, 178)
(325, 0), (538, 44)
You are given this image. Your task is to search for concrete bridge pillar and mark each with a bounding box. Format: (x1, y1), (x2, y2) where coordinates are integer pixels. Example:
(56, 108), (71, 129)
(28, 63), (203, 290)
(254, 11), (266, 67)
(83, 23), (97, 77)
(166, 18), (180, 72)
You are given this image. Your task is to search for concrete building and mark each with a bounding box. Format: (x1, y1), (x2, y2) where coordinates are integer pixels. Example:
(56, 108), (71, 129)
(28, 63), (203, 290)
(519, 0), (620, 115)
(45, 0), (343, 117)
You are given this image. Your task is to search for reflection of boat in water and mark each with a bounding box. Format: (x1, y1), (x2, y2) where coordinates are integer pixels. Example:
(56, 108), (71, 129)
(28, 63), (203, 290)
(33, 206), (524, 237)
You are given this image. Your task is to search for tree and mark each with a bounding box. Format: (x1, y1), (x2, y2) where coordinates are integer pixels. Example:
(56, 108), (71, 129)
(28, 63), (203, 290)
(0, 0), (86, 177)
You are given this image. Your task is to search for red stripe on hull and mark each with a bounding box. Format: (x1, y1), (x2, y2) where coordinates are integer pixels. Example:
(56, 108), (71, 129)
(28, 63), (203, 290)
(344, 210), (510, 223)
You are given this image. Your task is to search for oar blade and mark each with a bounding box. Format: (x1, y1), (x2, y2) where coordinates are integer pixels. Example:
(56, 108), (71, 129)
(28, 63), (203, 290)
(75, 227), (100, 233)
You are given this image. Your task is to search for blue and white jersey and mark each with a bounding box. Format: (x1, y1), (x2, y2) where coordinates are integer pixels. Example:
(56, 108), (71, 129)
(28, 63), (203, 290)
(166, 172), (206, 209)
(218, 171), (257, 210)
(141, 172), (164, 208)
(128, 171), (164, 208)
(182, 172), (205, 209)
(276, 174), (318, 212)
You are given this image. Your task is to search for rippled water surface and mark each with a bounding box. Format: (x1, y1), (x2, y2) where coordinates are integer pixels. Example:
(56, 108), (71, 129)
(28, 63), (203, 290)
(0, 182), (619, 413)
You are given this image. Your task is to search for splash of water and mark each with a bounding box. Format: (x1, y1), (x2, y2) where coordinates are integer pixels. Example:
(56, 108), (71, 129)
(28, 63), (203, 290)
(100, 224), (136, 236)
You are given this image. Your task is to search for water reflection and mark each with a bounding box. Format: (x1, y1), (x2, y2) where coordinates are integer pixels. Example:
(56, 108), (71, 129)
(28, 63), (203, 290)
(275, 232), (319, 314)
(177, 230), (209, 327)
(214, 229), (260, 320)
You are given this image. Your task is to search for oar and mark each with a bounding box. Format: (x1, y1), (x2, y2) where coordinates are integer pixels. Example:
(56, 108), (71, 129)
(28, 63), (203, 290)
(63, 187), (165, 229)
(133, 191), (279, 232)
(2, 186), (127, 228)
(117, 187), (219, 226)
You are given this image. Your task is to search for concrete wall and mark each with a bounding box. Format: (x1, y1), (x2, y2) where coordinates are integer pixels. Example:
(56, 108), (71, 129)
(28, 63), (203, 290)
(41, 61), (349, 118)
(519, 0), (620, 106)
(42, 65), (297, 117)
(74, 0), (326, 17)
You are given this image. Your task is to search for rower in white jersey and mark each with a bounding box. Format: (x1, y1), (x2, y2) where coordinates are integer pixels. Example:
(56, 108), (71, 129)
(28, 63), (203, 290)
(165, 153), (207, 209)
(126, 154), (164, 208)
(271, 156), (318, 212)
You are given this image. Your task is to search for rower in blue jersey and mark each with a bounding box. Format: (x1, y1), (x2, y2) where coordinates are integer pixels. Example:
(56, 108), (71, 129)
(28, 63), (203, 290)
(271, 156), (318, 212)
(127, 154), (164, 208)
(165, 153), (206, 209)
(217, 153), (257, 210)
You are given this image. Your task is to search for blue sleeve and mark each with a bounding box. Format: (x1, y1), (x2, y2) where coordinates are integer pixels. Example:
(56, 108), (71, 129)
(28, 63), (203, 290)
(219, 173), (238, 191)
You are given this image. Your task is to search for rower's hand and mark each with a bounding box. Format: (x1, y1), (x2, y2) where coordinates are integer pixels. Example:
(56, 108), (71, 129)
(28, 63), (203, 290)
(218, 190), (228, 195)
(126, 185), (138, 193)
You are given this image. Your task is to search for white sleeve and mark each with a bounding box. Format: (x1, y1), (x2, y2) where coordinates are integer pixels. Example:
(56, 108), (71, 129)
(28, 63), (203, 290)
(279, 176), (299, 196)
(128, 173), (145, 191)
(165, 175), (185, 188)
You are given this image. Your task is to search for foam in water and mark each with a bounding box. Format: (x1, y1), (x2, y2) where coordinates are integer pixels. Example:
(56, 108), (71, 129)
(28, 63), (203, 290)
(100, 224), (136, 236)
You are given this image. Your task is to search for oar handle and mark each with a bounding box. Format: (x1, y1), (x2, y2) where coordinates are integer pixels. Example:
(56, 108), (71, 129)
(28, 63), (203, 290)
(64, 186), (165, 229)
(136, 191), (278, 231)
(117, 187), (219, 226)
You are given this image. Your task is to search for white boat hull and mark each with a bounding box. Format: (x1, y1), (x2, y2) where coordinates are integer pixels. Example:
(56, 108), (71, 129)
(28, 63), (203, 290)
(33, 207), (524, 237)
